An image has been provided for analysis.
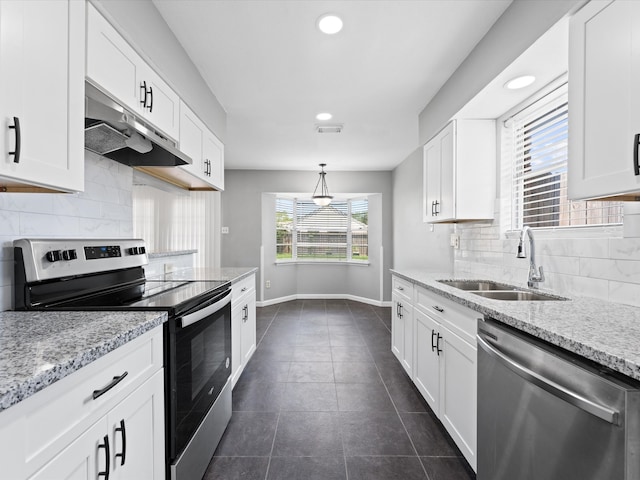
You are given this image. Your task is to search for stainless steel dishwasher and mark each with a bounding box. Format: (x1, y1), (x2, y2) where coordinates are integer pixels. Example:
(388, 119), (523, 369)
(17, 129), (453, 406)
(477, 317), (640, 480)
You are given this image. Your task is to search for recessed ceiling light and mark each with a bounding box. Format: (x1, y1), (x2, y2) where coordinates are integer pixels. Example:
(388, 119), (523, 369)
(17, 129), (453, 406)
(504, 75), (536, 90)
(316, 112), (333, 121)
(317, 14), (343, 35)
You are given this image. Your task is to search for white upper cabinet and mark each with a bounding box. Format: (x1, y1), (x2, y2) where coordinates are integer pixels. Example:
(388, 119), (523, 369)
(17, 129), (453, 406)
(178, 100), (225, 190)
(86, 3), (179, 141)
(569, 0), (640, 201)
(0, 0), (84, 192)
(423, 120), (496, 223)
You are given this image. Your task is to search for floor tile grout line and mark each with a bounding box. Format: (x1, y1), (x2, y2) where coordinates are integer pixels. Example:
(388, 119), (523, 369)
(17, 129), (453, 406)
(347, 301), (433, 480)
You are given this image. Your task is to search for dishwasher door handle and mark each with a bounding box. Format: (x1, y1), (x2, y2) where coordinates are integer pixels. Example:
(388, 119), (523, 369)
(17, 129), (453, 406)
(477, 334), (620, 425)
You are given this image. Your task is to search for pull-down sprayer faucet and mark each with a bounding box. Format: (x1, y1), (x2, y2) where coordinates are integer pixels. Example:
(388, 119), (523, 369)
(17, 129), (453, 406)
(517, 226), (544, 288)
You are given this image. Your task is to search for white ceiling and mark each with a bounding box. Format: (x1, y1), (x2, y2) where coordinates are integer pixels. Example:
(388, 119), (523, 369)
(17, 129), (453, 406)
(152, 0), (513, 171)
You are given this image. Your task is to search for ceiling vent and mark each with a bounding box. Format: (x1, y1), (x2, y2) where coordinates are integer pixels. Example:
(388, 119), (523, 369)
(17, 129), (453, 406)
(316, 124), (343, 134)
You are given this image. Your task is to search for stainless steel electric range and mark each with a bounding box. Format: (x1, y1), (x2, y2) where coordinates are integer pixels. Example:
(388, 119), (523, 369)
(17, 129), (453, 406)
(13, 238), (232, 480)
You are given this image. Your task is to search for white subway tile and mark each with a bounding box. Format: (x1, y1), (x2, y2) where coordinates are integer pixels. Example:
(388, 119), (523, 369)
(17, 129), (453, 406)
(623, 214), (640, 238)
(609, 281), (640, 308)
(0, 284), (12, 311)
(0, 210), (21, 236)
(19, 212), (79, 236)
(609, 238), (640, 260)
(580, 257), (640, 284)
(78, 218), (122, 237)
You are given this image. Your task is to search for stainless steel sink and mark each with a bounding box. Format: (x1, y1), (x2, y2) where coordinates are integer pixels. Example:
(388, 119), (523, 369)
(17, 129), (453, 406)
(437, 280), (518, 291)
(438, 279), (569, 301)
(471, 290), (568, 301)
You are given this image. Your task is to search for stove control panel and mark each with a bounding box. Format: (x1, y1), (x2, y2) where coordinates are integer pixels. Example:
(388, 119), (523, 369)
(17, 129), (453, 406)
(85, 245), (122, 260)
(14, 238), (149, 282)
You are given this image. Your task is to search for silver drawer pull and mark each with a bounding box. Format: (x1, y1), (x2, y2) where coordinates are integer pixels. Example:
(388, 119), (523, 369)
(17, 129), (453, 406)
(432, 305), (444, 313)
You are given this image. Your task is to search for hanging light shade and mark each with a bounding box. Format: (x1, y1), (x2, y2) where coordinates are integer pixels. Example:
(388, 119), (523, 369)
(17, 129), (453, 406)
(312, 163), (333, 206)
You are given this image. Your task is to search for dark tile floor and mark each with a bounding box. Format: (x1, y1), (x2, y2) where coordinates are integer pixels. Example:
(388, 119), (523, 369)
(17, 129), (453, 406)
(204, 299), (476, 480)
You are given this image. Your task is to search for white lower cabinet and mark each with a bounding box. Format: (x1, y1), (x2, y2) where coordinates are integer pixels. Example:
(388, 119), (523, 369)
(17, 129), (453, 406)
(31, 370), (164, 480)
(413, 308), (440, 412)
(0, 327), (165, 480)
(231, 274), (257, 387)
(29, 417), (108, 480)
(391, 276), (414, 377)
(392, 274), (478, 472)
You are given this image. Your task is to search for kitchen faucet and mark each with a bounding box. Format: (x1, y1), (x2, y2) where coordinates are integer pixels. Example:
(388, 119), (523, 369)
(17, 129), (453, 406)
(517, 226), (544, 288)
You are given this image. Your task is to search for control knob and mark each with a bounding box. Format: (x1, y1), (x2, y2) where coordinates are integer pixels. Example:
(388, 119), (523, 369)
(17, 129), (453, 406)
(127, 247), (139, 255)
(62, 249), (77, 261)
(45, 250), (62, 262)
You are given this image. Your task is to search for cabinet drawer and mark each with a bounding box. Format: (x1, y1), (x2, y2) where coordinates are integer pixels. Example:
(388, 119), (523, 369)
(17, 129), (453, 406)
(392, 276), (413, 302)
(232, 275), (255, 305)
(14, 328), (163, 475)
(415, 287), (479, 345)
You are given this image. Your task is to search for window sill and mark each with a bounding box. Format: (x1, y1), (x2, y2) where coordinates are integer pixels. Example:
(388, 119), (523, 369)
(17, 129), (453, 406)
(505, 223), (623, 239)
(275, 260), (370, 266)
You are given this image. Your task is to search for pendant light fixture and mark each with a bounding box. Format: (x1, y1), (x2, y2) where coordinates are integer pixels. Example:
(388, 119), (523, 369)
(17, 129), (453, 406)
(312, 163), (333, 206)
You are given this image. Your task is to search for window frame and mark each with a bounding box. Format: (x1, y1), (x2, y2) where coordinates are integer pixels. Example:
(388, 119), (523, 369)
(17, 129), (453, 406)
(500, 76), (623, 234)
(275, 195), (370, 265)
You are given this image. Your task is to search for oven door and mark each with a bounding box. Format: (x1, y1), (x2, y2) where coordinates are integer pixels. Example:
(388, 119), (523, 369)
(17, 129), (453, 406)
(166, 288), (232, 460)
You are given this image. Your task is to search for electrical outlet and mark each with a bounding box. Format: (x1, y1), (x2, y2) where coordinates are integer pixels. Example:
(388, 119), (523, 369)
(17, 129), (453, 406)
(450, 234), (460, 249)
(221, 227), (229, 234)
(265, 280), (271, 289)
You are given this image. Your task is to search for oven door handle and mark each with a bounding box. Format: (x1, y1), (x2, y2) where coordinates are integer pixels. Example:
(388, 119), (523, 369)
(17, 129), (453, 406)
(180, 291), (231, 328)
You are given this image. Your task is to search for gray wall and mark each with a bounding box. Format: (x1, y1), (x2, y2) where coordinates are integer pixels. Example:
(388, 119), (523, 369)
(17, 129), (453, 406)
(392, 148), (453, 273)
(221, 170), (393, 304)
(391, 0), (585, 275)
(91, 0), (226, 141)
(418, 0), (585, 144)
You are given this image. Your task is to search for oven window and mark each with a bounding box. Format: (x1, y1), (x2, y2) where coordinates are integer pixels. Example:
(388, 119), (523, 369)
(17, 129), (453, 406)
(171, 296), (231, 457)
(190, 318), (226, 400)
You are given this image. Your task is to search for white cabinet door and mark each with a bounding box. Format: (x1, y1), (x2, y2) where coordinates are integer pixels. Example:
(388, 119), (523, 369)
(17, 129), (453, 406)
(413, 309), (441, 413)
(29, 419), (108, 480)
(179, 102), (205, 178)
(423, 135), (441, 222)
(231, 300), (244, 386)
(86, 3), (140, 114)
(138, 65), (180, 141)
(240, 290), (257, 366)
(423, 120), (495, 223)
(391, 294), (413, 377)
(440, 328), (477, 471)
(568, 0), (640, 200)
(438, 123), (455, 220)
(203, 129), (225, 190)
(86, 3), (179, 141)
(0, 0), (84, 192)
(108, 370), (164, 480)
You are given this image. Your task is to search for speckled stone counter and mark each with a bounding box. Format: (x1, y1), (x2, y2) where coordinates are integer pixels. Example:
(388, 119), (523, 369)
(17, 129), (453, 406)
(391, 268), (640, 382)
(149, 267), (258, 283)
(0, 310), (167, 412)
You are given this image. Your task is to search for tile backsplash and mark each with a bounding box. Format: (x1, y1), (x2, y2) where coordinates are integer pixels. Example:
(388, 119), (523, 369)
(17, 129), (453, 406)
(454, 204), (640, 308)
(0, 152), (133, 311)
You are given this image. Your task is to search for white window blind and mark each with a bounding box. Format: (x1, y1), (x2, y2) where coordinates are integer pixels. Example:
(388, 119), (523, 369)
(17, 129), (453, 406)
(509, 84), (623, 229)
(275, 196), (368, 262)
(133, 186), (219, 269)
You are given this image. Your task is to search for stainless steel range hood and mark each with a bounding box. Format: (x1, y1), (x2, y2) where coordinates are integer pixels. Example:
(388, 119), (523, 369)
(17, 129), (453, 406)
(85, 83), (191, 168)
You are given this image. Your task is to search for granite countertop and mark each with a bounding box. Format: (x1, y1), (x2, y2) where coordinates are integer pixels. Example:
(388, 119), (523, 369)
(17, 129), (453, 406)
(149, 266), (258, 283)
(0, 310), (167, 412)
(391, 268), (640, 382)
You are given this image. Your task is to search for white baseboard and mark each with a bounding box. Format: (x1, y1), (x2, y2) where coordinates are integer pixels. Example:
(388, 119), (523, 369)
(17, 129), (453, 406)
(257, 294), (392, 308)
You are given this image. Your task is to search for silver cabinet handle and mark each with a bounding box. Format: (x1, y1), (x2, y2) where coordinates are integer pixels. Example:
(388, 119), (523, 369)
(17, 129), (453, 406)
(477, 334), (619, 425)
